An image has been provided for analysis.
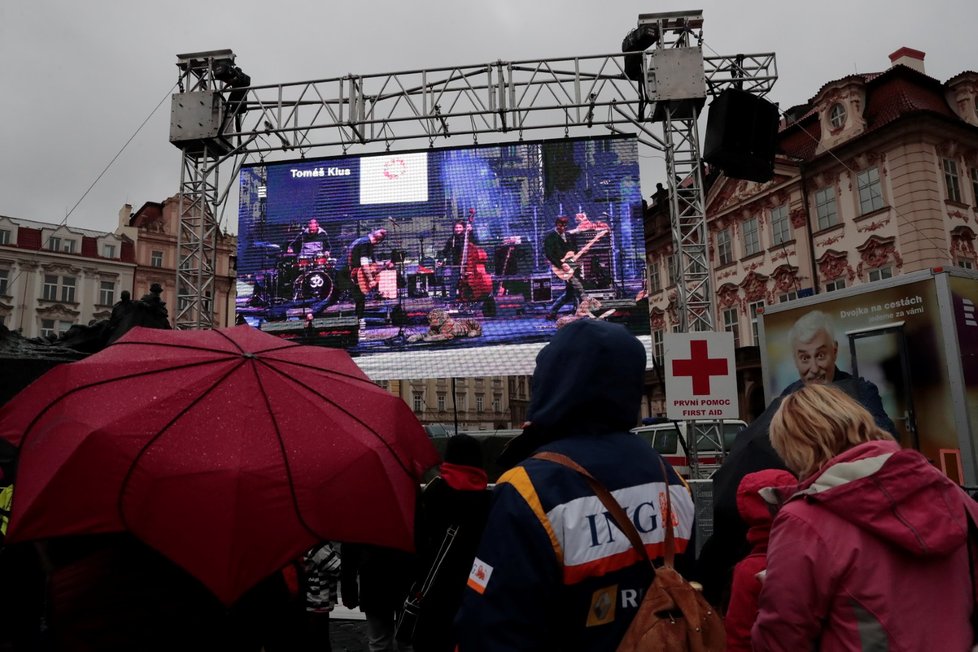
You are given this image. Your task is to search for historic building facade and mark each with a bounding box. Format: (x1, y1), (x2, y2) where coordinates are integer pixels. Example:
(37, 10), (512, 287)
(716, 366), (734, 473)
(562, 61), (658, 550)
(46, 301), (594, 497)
(116, 195), (238, 328)
(378, 374), (531, 430)
(645, 48), (978, 419)
(0, 216), (135, 337)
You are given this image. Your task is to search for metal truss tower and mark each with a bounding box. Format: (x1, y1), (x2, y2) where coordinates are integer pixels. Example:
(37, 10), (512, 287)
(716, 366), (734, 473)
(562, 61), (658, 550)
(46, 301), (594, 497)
(170, 50), (240, 329)
(166, 14), (778, 360)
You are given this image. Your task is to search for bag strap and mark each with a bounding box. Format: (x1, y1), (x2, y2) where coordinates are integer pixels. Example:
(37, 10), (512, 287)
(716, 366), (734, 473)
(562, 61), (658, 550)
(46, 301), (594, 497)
(416, 524), (459, 599)
(532, 451), (677, 568)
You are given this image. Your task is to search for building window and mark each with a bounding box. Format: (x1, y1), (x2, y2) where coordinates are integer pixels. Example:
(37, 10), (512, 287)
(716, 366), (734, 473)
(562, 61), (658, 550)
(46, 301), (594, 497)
(99, 280), (115, 306)
(722, 308), (740, 347)
(829, 103), (847, 128)
(40, 319), (73, 338)
(44, 276), (78, 303)
(0, 269), (8, 296)
(667, 254), (677, 286)
(814, 186), (838, 230)
(770, 205), (791, 245)
(825, 278), (846, 292)
(49, 237), (76, 253)
(971, 167), (978, 206)
(62, 277), (76, 302)
(957, 258), (974, 270)
(0, 229), (9, 245)
(742, 217), (760, 256)
(856, 167), (884, 214)
(778, 291), (798, 303)
(102, 244), (116, 258)
(748, 301), (764, 344)
(492, 395), (501, 412)
(455, 393), (466, 410)
(412, 392), (423, 412)
(717, 228), (732, 266)
(649, 259), (661, 292)
(151, 250), (164, 268)
(652, 329), (664, 364)
(437, 392), (446, 411)
(868, 266), (893, 282)
(476, 395), (484, 412)
(943, 158), (962, 203)
(42, 275), (59, 301)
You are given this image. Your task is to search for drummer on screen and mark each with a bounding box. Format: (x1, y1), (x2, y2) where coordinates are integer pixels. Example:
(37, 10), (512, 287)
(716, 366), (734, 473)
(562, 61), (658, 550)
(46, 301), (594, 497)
(286, 218), (332, 257)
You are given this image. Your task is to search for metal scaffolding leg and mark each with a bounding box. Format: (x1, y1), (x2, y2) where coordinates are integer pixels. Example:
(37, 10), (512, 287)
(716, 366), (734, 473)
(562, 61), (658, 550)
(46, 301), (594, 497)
(663, 106), (712, 334)
(662, 105), (723, 479)
(176, 149), (219, 330)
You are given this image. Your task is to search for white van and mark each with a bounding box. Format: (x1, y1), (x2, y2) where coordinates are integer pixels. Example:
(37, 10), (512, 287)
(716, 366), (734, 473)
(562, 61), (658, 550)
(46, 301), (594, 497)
(630, 419), (747, 477)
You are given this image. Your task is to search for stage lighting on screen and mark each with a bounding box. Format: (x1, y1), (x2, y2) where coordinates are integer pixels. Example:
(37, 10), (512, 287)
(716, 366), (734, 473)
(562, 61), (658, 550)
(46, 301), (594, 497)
(236, 134), (650, 380)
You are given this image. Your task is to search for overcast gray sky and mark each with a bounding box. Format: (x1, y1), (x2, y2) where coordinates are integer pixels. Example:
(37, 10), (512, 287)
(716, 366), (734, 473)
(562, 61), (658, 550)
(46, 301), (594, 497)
(1, 0), (975, 235)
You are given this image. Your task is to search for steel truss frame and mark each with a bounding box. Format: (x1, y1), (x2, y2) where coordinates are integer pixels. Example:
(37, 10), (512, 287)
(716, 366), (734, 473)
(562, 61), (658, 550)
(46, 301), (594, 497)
(170, 16), (777, 478)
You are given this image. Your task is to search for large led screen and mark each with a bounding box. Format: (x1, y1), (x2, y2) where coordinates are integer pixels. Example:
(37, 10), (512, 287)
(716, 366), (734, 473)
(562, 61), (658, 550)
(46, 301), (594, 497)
(236, 135), (650, 379)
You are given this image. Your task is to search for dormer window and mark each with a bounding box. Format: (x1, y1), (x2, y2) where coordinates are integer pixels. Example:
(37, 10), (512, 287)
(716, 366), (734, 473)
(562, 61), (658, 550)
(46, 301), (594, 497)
(829, 103), (847, 129)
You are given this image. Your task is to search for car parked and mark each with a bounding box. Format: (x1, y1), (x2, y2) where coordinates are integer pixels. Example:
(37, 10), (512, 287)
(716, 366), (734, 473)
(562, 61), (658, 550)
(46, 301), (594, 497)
(630, 418), (747, 477)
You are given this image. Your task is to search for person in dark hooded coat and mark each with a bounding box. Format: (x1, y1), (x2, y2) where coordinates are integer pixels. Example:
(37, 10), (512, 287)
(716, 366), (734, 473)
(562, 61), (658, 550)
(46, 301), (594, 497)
(408, 433), (491, 652)
(454, 319), (695, 652)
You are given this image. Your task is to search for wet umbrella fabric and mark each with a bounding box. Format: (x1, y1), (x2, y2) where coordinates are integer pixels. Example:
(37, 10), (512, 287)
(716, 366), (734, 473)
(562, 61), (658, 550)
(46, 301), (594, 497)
(0, 325), (439, 605)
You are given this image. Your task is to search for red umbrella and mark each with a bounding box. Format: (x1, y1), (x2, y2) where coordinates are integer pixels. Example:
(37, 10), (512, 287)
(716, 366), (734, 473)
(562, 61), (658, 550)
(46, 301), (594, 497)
(0, 325), (439, 604)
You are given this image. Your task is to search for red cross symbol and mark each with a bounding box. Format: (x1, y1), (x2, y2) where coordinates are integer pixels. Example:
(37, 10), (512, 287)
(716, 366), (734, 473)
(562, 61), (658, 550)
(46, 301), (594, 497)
(672, 340), (728, 395)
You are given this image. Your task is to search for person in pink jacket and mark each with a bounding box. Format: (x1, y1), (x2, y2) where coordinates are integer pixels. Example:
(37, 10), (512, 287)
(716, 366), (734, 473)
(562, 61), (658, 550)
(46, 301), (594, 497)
(724, 468), (797, 651)
(752, 383), (978, 651)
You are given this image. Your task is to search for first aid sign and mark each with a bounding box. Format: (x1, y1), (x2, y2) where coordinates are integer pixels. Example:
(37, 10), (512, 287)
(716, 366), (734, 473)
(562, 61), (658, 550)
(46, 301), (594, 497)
(664, 332), (739, 420)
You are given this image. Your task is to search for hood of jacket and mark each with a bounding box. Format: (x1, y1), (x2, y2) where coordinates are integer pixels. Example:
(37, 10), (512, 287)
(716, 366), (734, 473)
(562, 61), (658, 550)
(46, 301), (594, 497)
(498, 320), (645, 468)
(788, 439), (973, 556)
(737, 469), (797, 546)
(527, 319), (645, 435)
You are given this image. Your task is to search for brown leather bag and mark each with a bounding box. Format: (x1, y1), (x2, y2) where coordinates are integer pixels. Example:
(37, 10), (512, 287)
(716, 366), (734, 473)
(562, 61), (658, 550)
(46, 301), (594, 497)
(533, 452), (725, 652)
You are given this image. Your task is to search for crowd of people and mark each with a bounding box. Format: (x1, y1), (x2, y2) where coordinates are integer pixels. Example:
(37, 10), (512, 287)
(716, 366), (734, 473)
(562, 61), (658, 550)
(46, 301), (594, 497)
(2, 314), (978, 650)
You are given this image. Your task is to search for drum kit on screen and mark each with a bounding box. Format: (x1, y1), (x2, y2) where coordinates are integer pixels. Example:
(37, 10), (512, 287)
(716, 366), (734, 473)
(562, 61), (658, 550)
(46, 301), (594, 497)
(249, 242), (336, 306)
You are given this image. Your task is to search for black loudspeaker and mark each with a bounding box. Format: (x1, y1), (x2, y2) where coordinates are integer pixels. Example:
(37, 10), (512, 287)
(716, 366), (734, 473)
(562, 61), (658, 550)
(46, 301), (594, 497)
(703, 89), (780, 183)
(530, 276), (552, 302)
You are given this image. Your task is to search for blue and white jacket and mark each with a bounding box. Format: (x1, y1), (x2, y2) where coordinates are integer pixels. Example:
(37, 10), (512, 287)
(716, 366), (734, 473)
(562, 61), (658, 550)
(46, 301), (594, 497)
(455, 320), (696, 652)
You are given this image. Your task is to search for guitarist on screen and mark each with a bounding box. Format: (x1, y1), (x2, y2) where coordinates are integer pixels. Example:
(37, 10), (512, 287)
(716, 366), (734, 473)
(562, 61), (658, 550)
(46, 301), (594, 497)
(543, 215), (610, 321)
(319, 227), (390, 321)
(543, 215), (585, 321)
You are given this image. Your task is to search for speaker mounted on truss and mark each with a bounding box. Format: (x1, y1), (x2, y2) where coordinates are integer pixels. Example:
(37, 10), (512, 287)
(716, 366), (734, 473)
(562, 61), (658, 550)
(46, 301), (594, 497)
(703, 89), (780, 183)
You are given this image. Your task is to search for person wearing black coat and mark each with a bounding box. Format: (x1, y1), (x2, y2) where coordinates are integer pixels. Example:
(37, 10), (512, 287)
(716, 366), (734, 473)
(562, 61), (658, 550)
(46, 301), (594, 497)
(409, 434), (491, 652)
(340, 543), (414, 652)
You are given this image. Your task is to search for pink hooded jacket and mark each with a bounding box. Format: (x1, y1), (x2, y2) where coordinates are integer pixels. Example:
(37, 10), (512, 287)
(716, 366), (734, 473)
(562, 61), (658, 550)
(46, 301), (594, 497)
(752, 440), (978, 651)
(725, 469), (797, 652)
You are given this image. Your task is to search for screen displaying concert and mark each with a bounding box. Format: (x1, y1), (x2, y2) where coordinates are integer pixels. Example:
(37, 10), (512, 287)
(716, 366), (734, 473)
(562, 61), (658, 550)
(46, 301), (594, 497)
(236, 134), (649, 379)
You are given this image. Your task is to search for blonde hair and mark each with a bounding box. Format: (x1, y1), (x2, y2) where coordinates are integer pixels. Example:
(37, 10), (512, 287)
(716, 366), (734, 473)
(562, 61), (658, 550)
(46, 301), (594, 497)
(769, 384), (894, 479)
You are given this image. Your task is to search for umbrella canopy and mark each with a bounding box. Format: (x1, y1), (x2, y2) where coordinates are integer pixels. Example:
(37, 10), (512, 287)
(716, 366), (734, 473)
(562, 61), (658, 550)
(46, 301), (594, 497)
(0, 325), (439, 604)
